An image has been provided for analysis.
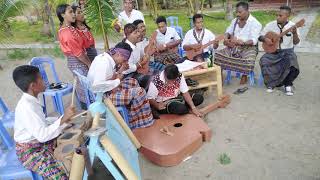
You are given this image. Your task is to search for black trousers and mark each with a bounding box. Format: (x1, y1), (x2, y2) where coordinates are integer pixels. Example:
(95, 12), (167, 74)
(159, 93), (204, 115)
(276, 66), (300, 87)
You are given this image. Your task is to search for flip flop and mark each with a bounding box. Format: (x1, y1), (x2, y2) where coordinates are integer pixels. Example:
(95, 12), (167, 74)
(233, 87), (249, 95)
(186, 78), (199, 87)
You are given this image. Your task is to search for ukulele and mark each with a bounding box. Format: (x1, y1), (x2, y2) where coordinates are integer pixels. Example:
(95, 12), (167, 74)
(185, 35), (224, 60)
(137, 31), (157, 74)
(262, 19), (305, 53)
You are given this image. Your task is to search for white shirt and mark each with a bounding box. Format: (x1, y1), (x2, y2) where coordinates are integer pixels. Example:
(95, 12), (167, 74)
(14, 93), (67, 143)
(182, 28), (216, 53)
(156, 27), (181, 46)
(226, 14), (262, 45)
(261, 20), (300, 49)
(118, 9), (144, 27)
(147, 71), (189, 102)
(123, 39), (140, 74)
(87, 52), (120, 88)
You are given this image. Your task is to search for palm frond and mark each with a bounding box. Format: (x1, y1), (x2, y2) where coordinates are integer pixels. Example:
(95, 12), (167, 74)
(85, 0), (117, 50)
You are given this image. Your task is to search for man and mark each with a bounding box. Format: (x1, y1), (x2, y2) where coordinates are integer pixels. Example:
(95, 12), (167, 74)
(122, 23), (151, 89)
(214, 2), (262, 84)
(259, 5), (300, 96)
(154, 16), (182, 65)
(118, 0), (144, 27)
(87, 42), (154, 129)
(147, 64), (203, 118)
(182, 14), (219, 60)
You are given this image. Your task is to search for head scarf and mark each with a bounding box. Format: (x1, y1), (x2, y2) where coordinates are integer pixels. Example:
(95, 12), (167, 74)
(108, 47), (131, 61)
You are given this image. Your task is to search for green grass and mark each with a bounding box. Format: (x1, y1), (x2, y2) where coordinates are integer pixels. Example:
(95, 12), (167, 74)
(6, 10), (277, 44)
(5, 47), (64, 60)
(307, 11), (320, 43)
(218, 153), (231, 165)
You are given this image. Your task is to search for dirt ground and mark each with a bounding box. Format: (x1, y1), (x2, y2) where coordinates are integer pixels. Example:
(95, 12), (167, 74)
(0, 52), (319, 180)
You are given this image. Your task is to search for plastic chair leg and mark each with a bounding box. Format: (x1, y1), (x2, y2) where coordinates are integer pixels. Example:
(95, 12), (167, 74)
(249, 71), (255, 86)
(236, 72), (241, 78)
(258, 73), (264, 87)
(56, 93), (65, 115)
(32, 172), (43, 180)
(224, 70), (232, 85)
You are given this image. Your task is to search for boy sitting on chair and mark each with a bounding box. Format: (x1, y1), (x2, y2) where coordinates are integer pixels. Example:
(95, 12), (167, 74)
(147, 64), (203, 118)
(13, 65), (75, 179)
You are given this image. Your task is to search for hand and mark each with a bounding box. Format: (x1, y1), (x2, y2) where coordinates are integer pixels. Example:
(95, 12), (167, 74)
(156, 101), (166, 110)
(291, 26), (297, 34)
(193, 44), (202, 50)
(224, 39), (235, 48)
(61, 106), (76, 124)
(114, 23), (121, 33)
(191, 107), (203, 117)
(157, 44), (166, 52)
(119, 63), (129, 73)
(264, 38), (273, 45)
(235, 39), (245, 46)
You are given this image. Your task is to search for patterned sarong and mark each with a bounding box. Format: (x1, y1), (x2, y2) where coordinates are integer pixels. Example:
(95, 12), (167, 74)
(67, 56), (89, 104)
(108, 78), (154, 129)
(154, 51), (182, 65)
(214, 45), (258, 74)
(16, 140), (68, 180)
(86, 46), (97, 62)
(260, 48), (299, 87)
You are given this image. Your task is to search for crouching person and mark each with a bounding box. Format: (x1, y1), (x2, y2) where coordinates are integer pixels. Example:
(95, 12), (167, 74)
(13, 65), (75, 179)
(147, 64), (204, 118)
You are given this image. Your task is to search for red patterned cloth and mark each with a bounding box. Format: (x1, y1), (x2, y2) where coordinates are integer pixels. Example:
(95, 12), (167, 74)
(58, 26), (85, 57)
(153, 74), (181, 98)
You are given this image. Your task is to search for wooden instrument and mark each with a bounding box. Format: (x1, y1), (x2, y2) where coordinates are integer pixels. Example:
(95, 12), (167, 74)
(200, 95), (230, 115)
(185, 35), (224, 60)
(262, 19), (305, 53)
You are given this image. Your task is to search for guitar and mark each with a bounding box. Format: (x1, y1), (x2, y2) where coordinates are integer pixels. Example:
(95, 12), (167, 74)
(262, 19), (305, 53)
(137, 31), (157, 74)
(185, 35), (224, 60)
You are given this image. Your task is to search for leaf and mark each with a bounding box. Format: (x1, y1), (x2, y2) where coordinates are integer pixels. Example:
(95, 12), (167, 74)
(218, 153), (231, 165)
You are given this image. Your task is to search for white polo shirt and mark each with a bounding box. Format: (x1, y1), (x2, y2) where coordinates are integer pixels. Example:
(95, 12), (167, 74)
(226, 14), (262, 45)
(118, 9), (145, 27)
(182, 28), (216, 53)
(261, 20), (300, 50)
(155, 27), (181, 46)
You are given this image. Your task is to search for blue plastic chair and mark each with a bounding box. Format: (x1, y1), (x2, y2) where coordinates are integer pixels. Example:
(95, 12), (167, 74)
(0, 97), (14, 129)
(30, 57), (73, 115)
(166, 16), (179, 27)
(72, 70), (130, 125)
(224, 70), (255, 86)
(0, 120), (43, 180)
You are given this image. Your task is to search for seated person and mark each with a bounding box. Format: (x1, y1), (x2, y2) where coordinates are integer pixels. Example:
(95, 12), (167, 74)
(87, 41), (154, 129)
(182, 14), (218, 61)
(153, 16), (182, 65)
(13, 65), (75, 179)
(122, 23), (151, 89)
(147, 64), (204, 118)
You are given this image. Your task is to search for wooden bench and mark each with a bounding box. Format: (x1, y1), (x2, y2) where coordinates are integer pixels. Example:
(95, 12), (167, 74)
(182, 65), (223, 98)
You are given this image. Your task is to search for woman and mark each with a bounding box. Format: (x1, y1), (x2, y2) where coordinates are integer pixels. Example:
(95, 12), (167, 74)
(56, 4), (91, 109)
(72, 5), (97, 62)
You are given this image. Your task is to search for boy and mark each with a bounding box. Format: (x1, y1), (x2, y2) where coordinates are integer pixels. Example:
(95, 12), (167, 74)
(13, 65), (75, 179)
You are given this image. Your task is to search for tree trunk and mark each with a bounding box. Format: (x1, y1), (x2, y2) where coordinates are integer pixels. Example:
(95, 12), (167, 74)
(225, 0), (233, 21)
(208, 0), (213, 8)
(142, 0), (147, 10)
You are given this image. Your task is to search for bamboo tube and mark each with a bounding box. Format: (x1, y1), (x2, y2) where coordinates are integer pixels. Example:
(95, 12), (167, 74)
(91, 113), (101, 129)
(69, 151), (85, 180)
(100, 135), (138, 180)
(104, 98), (141, 149)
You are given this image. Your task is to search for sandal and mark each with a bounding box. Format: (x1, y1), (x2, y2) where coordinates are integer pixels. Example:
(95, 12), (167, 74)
(233, 87), (249, 95)
(186, 78), (199, 87)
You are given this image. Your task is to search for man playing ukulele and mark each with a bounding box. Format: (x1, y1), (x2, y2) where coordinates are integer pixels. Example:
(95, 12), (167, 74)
(259, 5), (300, 96)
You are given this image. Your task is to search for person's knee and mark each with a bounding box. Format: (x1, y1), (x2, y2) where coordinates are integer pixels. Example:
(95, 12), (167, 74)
(192, 93), (204, 106)
(168, 102), (188, 115)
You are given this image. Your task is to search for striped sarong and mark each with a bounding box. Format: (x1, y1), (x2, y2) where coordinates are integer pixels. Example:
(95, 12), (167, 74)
(67, 56), (89, 104)
(108, 78), (154, 129)
(154, 51), (182, 65)
(86, 46), (97, 62)
(260, 48), (299, 87)
(16, 140), (68, 180)
(214, 46), (258, 74)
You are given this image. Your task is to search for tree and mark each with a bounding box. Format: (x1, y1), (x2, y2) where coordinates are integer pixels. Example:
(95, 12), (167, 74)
(225, 0), (233, 20)
(85, 0), (117, 50)
(148, 0), (158, 20)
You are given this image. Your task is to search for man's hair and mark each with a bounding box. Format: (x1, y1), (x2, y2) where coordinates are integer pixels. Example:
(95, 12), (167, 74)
(164, 64), (181, 80)
(280, 5), (292, 14)
(193, 14), (203, 23)
(156, 16), (167, 24)
(133, 19), (144, 26)
(115, 41), (133, 53)
(13, 65), (40, 93)
(236, 1), (249, 11)
(124, 23), (137, 37)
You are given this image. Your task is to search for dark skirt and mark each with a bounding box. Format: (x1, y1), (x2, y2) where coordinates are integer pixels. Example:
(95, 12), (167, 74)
(260, 48), (299, 87)
(86, 46), (98, 62)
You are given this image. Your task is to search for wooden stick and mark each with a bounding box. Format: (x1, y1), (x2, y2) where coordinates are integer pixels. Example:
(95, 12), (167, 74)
(70, 111), (88, 120)
(91, 113), (101, 129)
(71, 78), (77, 107)
(200, 95), (231, 115)
(104, 98), (141, 149)
(100, 135), (139, 180)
